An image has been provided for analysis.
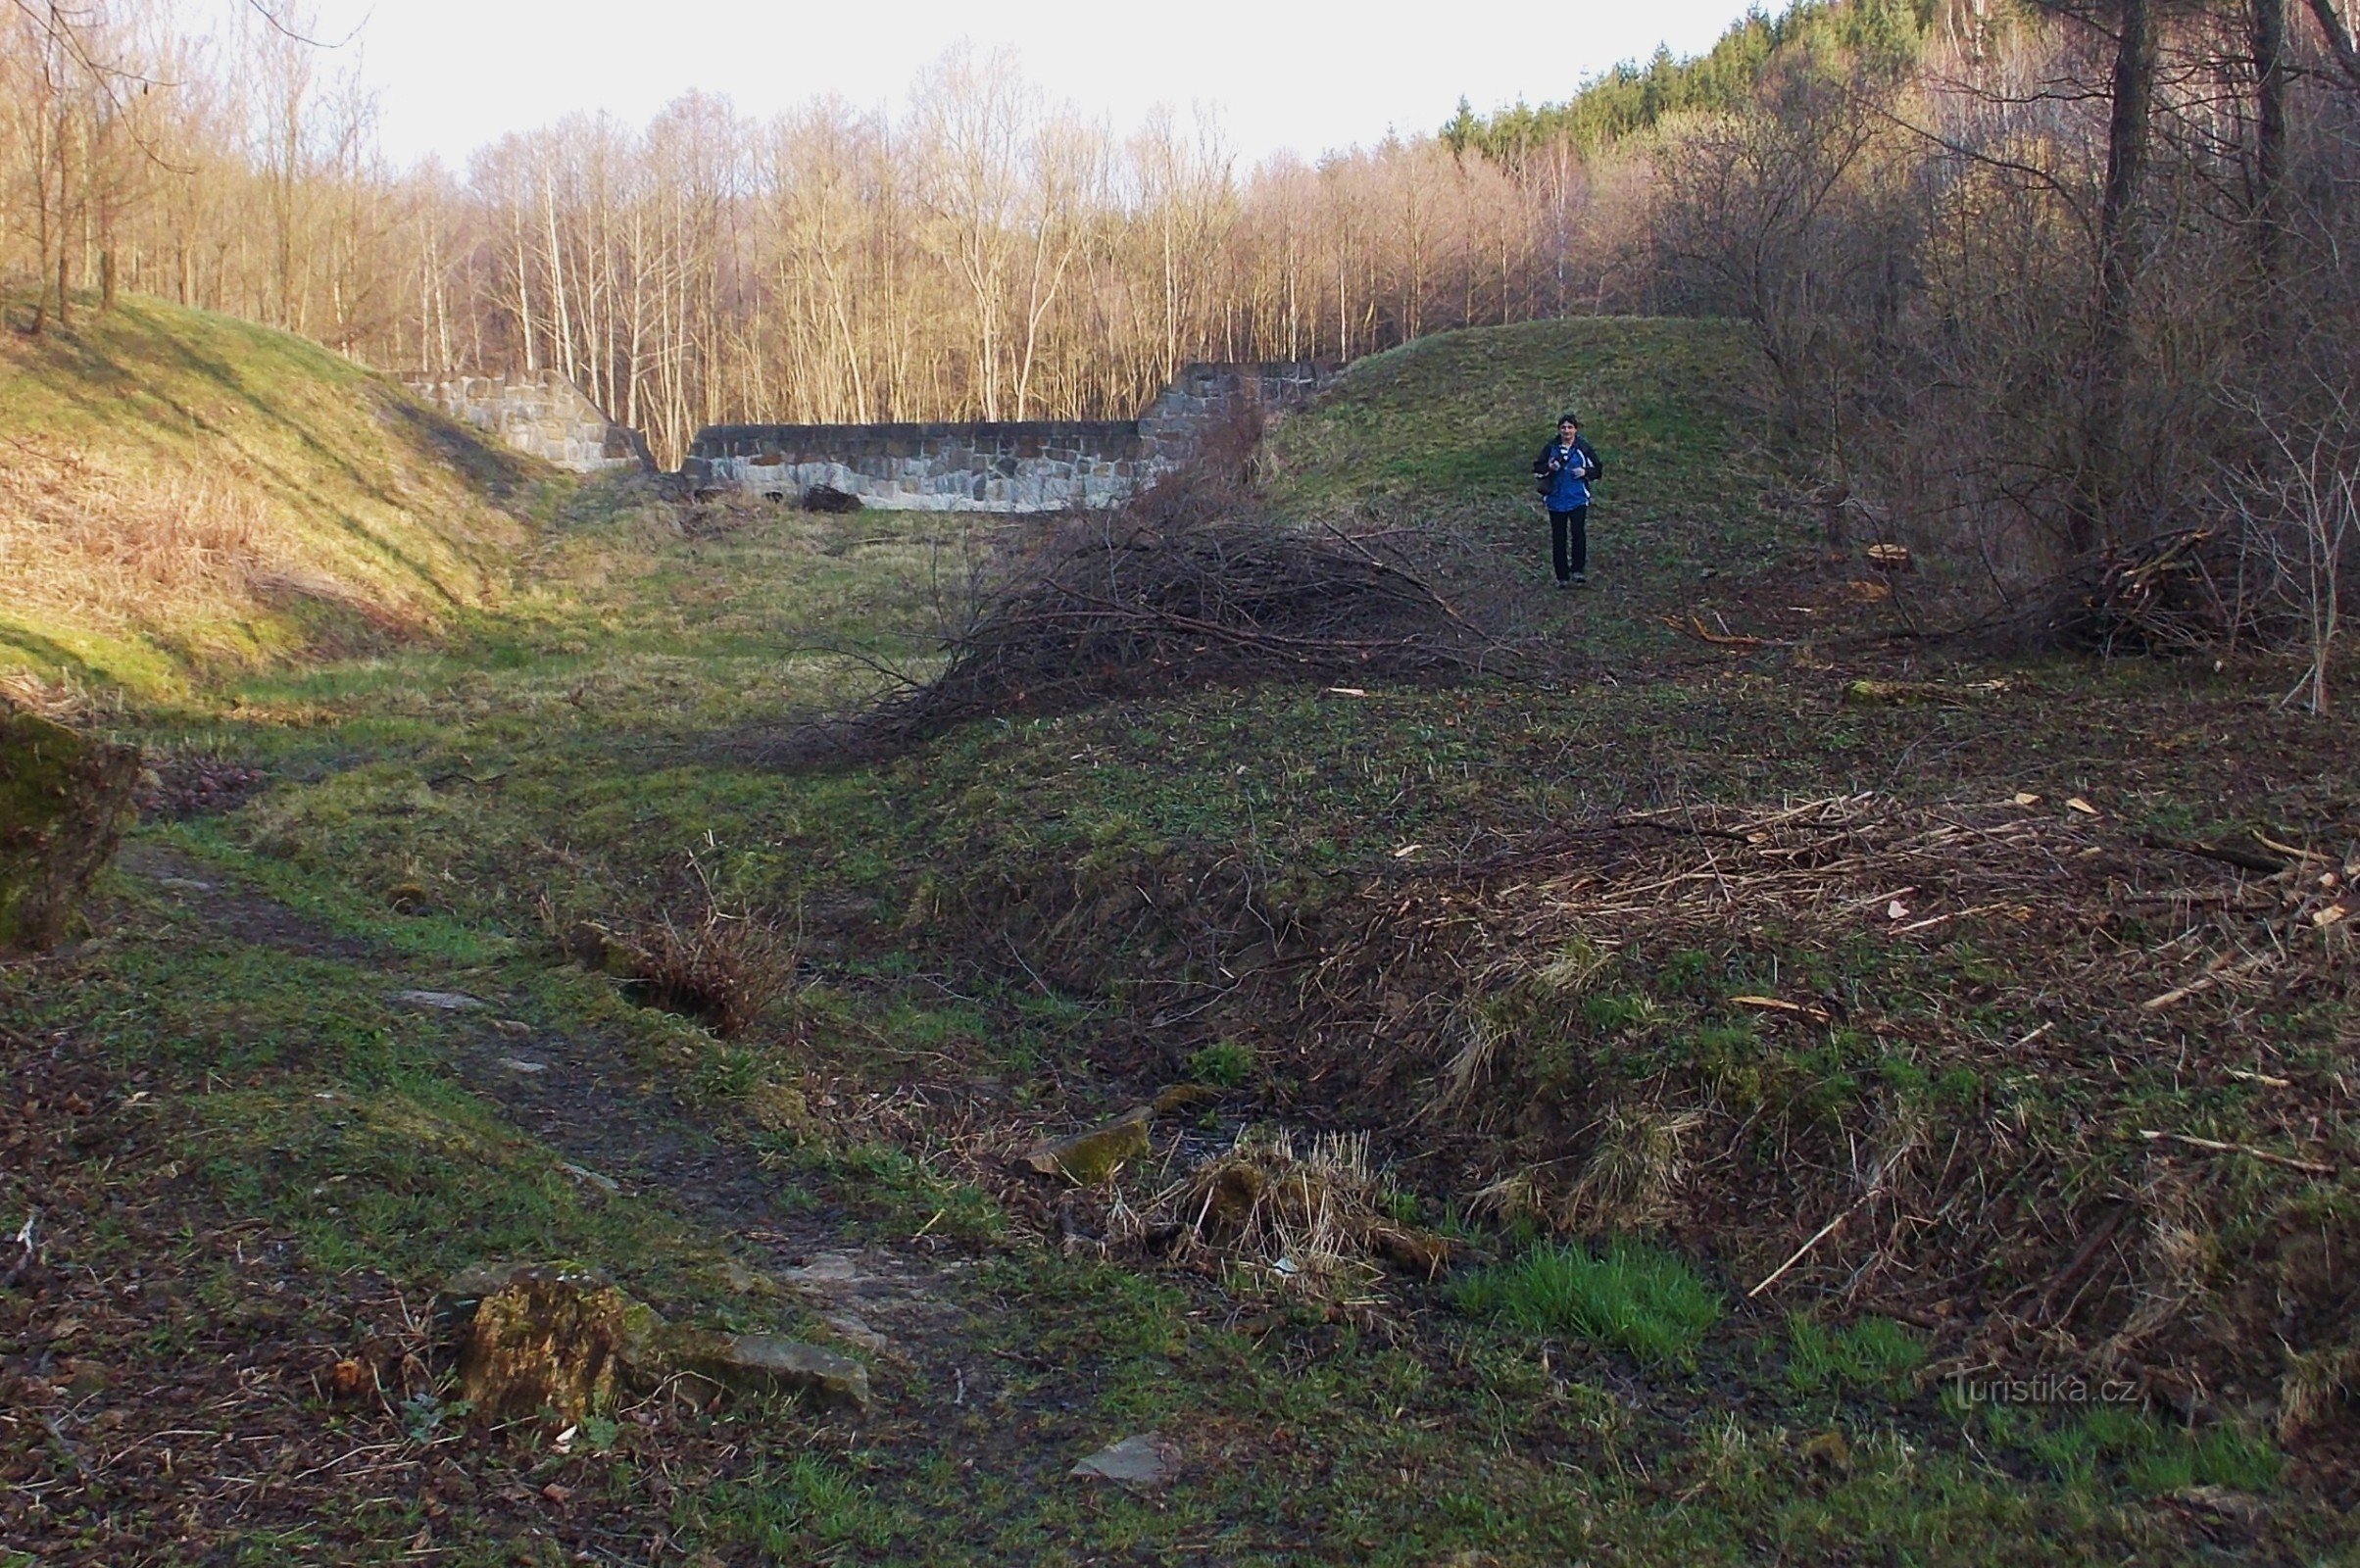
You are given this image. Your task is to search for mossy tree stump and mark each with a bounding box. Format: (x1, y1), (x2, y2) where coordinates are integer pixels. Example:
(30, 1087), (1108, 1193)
(0, 710), (140, 952)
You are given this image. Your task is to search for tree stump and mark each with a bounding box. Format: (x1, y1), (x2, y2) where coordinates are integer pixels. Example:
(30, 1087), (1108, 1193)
(0, 709), (140, 953)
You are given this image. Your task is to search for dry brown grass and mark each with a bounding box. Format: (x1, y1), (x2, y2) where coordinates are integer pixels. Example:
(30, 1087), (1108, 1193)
(0, 439), (269, 623)
(0, 432), (451, 664)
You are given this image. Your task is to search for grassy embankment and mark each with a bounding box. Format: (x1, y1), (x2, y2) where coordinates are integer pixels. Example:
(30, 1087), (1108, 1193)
(0, 293), (552, 700)
(3, 305), (2353, 1563)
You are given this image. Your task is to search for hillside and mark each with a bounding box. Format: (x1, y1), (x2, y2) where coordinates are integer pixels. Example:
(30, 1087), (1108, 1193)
(0, 295), (551, 700)
(4, 318), (2355, 1563)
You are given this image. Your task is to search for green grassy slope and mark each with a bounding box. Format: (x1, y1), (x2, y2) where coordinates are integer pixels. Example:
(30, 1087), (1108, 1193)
(4, 318), (2352, 1563)
(0, 293), (553, 696)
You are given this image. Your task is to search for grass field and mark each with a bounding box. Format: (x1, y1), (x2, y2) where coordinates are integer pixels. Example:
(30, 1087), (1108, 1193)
(4, 308), (2355, 1564)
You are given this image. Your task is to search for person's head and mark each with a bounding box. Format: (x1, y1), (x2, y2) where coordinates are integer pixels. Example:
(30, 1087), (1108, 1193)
(1557, 413), (1580, 440)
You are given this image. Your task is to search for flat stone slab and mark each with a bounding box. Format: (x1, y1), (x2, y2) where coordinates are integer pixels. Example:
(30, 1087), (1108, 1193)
(391, 989), (489, 1011)
(671, 1331), (872, 1412)
(1070, 1433), (1180, 1489)
(776, 1253), (861, 1288)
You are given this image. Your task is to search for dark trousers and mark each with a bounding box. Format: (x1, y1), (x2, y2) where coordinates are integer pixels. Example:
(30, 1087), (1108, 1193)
(1550, 507), (1589, 580)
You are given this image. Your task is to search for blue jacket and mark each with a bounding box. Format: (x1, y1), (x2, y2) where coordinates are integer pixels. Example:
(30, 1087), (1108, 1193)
(1534, 437), (1601, 511)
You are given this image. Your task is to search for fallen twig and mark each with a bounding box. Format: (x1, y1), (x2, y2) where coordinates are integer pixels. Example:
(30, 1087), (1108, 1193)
(2138, 1129), (2335, 1176)
(1749, 1187), (1880, 1298)
(2139, 952), (2276, 1013)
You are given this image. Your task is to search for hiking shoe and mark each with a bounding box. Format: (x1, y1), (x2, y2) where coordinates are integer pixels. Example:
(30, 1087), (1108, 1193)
(1570, 572), (1589, 587)
(1553, 577), (1573, 590)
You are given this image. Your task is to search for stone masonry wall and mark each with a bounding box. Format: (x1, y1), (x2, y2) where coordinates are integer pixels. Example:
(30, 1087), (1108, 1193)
(689, 421), (1147, 513)
(684, 361), (1339, 512)
(405, 370), (654, 474)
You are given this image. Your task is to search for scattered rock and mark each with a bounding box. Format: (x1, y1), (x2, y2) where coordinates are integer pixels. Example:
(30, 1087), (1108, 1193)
(717, 1259), (779, 1296)
(802, 483), (861, 514)
(665, 1330), (872, 1412)
(500, 1056), (549, 1075)
(444, 1262), (871, 1419)
(1370, 1225), (1452, 1280)
(391, 989), (489, 1011)
(1025, 1107), (1153, 1183)
(557, 1162), (620, 1193)
(823, 1312), (891, 1355)
(560, 919), (651, 977)
(0, 709), (141, 952)
(1152, 1082), (1221, 1115)
(452, 1264), (662, 1423)
(155, 875), (215, 894)
(775, 1253), (862, 1291)
(491, 1018), (534, 1039)
(1069, 1433), (1180, 1489)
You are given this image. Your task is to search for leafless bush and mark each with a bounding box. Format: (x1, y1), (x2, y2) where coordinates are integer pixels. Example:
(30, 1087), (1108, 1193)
(2219, 394), (2357, 713)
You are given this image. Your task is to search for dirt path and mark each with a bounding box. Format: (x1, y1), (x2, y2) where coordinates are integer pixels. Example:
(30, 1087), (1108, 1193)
(117, 842), (986, 1407)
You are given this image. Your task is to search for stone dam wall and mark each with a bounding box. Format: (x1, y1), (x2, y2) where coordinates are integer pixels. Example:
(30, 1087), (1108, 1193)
(404, 370), (654, 474)
(684, 361), (1340, 512)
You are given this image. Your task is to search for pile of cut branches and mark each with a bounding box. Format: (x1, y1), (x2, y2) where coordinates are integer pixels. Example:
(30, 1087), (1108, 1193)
(2032, 527), (2262, 653)
(860, 476), (1499, 745)
(1241, 790), (2356, 1416)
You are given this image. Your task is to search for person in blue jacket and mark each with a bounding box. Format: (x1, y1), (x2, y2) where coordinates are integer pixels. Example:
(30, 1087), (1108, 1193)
(1532, 413), (1603, 588)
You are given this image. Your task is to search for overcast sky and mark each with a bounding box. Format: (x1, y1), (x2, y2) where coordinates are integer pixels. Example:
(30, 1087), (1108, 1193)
(291, 0), (1767, 172)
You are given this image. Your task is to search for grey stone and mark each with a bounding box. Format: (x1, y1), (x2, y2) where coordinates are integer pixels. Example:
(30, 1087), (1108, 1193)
(670, 1331), (872, 1411)
(558, 1162), (620, 1193)
(776, 1252), (861, 1289)
(391, 989), (488, 1011)
(1070, 1433), (1180, 1488)
(824, 1311), (891, 1354)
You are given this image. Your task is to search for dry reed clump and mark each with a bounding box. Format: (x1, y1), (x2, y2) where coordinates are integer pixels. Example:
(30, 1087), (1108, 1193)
(556, 899), (801, 1040)
(623, 909), (800, 1039)
(1112, 1127), (1448, 1305)
(854, 472), (1500, 746)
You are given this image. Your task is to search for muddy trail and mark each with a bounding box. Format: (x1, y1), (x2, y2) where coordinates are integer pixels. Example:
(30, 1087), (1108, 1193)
(125, 842), (987, 1385)
(3, 844), (1210, 1565)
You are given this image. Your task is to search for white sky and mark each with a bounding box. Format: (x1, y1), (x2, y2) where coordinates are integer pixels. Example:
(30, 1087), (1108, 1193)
(290, 0), (1769, 173)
